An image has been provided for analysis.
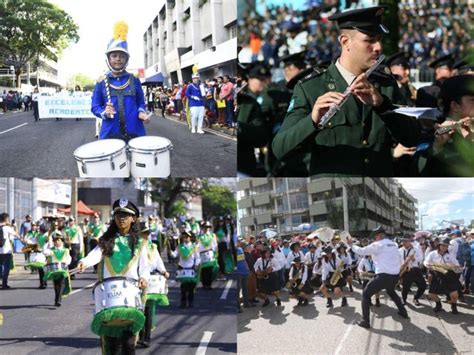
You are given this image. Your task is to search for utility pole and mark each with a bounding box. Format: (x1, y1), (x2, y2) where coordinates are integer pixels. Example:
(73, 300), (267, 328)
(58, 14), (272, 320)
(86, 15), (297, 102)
(71, 178), (78, 221)
(341, 179), (349, 232)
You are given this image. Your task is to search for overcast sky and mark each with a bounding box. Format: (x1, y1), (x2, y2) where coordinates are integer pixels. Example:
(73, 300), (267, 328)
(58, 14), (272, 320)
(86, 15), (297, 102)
(396, 178), (474, 230)
(49, 0), (161, 82)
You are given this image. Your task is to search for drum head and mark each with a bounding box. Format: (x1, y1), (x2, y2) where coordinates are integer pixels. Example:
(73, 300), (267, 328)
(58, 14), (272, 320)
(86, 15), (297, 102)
(74, 139), (126, 159)
(128, 136), (171, 151)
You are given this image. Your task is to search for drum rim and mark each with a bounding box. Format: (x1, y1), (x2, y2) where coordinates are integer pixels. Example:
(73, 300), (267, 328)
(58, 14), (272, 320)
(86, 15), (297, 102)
(92, 276), (139, 290)
(128, 142), (173, 154)
(73, 141), (127, 162)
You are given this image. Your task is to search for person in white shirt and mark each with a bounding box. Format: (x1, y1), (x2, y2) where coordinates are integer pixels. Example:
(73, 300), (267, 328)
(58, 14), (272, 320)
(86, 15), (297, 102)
(320, 247), (348, 308)
(0, 213), (19, 289)
(348, 226), (408, 329)
(399, 236), (426, 306)
(337, 244), (354, 292)
(254, 248), (281, 307)
(286, 241), (305, 278)
(424, 237), (461, 314)
(358, 255), (380, 306)
(270, 239), (287, 290)
(177, 231), (201, 308)
(304, 243), (321, 284)
(288, 257), (312, 306)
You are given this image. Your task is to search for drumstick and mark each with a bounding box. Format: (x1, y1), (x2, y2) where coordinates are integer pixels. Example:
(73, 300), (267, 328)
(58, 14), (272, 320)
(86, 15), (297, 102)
(104, 73), (114, 118)
(68, 266), (90, 276)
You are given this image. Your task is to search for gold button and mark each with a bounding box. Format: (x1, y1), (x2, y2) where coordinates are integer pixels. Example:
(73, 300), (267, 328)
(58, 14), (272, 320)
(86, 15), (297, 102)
(364, 158), (369, 164)
(362, 140), (368, 145)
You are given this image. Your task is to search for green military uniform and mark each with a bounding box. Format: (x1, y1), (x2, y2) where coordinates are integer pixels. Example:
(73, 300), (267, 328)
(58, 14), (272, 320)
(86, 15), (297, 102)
(272, 62), (421, 176)
(271, 6), (423, 176)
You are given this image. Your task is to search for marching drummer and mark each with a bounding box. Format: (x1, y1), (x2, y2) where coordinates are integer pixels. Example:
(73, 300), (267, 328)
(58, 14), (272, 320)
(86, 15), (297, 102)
(138, 222), (170, 348)
(43, 233), (72, 307)
(91, 21), (150, 142)
(177, 231), (201, 308)
(197, 221), (218, 290)
(77, 198), (150, 354)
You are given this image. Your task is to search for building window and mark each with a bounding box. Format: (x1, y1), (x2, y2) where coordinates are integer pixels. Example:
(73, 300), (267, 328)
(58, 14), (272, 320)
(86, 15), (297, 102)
(290, 193), (308, 210)
(291, 214), (310, 226)
(275, 179), (286, 194)
(203, 36), (213, 50)
(287, 178), (305, 190)
(229, 25), (237, 39)
(276, 197), (288, 213)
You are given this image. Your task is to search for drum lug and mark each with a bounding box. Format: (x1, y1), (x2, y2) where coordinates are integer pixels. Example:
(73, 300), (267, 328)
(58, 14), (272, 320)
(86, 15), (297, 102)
(110, 156), (115, 171)
(154, 151), (158, 166)
(124, 297), (129, 306)
(81, 160), (87, 175)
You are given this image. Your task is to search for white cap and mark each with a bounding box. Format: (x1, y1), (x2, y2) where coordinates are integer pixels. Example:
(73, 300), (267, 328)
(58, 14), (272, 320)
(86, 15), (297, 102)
(192, 73), (200, 79)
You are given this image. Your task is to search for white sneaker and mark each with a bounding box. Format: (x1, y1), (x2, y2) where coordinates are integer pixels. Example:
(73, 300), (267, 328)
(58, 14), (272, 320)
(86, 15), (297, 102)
(197, 129), (204, 134)
(191, 128), (196, 133)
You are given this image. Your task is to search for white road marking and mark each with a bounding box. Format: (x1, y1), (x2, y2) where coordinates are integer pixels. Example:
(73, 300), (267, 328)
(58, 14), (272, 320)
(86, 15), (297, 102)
(69, 282), (95, 296)
(196, 331), (214, 355)
(220, 280), (233, 300)
(0, 122), (28, 135)
(334, 320), (355, 355)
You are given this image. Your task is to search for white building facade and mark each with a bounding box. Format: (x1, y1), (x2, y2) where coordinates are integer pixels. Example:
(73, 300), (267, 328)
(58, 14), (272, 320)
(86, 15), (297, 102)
(143, 0), (237, 86)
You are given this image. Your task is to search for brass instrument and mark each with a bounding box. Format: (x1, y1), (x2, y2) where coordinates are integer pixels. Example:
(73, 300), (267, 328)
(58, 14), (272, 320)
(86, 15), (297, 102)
(428, 262), (462, 275)
(257, 269), (270, 280)
(286, 267), (303, 289)
(435, 118), (473, 136)
(359, 271), (375, 281)
(399, 253), (415, 277)
(330, 260), (345, 286)
(21, 244), (38, 253)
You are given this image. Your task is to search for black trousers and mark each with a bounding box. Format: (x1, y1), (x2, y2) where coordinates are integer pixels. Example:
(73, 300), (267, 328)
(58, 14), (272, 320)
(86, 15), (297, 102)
(69, 244), (80, 270)
(362, 273), (406, 323)
(201, 266), (213, 287)
(139, 303), (153, 342)
(53, 277), (65, 303)
(38, 268), (46, 286)
(103, 331), (136, 355)
(401, 267), (426, 300)
(217, 242), (227, 274)
(180, 283), (196, 305)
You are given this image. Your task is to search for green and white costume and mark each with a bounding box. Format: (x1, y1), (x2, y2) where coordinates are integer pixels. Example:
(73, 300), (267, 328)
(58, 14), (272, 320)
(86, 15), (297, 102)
(145, 241), (169, 306)
(177, 242), (200, 284)
(80, 235), (150, 337)
(43, 246), (72, 295)
(26, 232), (49, 270)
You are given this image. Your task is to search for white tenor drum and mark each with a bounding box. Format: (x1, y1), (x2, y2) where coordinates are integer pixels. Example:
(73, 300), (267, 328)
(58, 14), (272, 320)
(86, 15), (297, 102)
(44, 262), (68, 273)
(146, 274), (168, 295)
(176, 269), (196, 280)
(200, 250), (215, 264)
(92, 277), (143, 315)
(30, 252), (46, 264)
(74, 139), (129, 178)
(128, 136), (173, 178)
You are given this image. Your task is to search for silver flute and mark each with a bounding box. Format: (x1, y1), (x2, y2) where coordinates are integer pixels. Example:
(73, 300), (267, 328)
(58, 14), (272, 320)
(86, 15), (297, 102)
(317, 54), (386, 129)
(434, 118), (473, 136)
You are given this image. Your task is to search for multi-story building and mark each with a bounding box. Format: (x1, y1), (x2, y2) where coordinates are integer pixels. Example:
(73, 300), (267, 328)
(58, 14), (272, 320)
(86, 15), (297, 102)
(142, 0), (237, 86)
(0, 178), (70, 222)
(237, 178), (418, 236)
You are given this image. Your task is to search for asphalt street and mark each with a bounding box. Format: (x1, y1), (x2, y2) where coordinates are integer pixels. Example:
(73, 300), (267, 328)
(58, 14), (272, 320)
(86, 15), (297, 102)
(0, 253), (237, 355)
(238, 281), (474, 355)
(0, 110), (236, 178)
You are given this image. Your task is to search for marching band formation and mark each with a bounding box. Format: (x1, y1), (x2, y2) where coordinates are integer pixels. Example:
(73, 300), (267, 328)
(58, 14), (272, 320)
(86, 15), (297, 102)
(0, 200), (237, 353)
(239, 225), (473, 329)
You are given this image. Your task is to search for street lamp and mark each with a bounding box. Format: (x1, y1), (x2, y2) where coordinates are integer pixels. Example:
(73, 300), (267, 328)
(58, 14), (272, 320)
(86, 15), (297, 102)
(420, 213), (428, 230)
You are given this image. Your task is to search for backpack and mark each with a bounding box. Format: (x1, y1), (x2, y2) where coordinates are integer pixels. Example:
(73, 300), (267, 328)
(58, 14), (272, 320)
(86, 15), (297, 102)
(456, 239), (471, 266)
(0, 226), (5, 248)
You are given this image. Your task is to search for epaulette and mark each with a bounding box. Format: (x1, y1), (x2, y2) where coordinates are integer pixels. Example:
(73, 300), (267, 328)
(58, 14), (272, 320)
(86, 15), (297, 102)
(299, 67), (326, 84)
(96, 74), (106, 84)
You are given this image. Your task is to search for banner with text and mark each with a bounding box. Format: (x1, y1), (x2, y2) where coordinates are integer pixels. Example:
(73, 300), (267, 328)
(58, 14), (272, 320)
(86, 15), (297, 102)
(38, 94), (95, 119)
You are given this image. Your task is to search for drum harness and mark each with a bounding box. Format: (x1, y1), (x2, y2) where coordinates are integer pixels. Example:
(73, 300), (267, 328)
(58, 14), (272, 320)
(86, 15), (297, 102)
(109, 74), (136, 142)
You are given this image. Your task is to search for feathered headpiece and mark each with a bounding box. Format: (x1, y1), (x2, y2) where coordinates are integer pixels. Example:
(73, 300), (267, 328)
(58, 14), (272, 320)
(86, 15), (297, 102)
(106, 21), (129, 56)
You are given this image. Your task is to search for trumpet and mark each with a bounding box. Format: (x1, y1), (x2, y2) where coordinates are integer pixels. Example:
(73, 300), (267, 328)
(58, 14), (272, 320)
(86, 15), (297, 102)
(435, 118), (473, 136)
(318, 55), (385, 129)
(330, 260), (345, 286)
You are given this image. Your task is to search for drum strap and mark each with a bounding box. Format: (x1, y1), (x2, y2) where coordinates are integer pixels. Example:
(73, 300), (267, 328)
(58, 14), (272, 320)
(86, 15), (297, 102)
(110, 74), (136, 141)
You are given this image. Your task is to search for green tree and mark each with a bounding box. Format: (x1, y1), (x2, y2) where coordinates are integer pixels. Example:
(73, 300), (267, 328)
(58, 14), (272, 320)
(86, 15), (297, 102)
(148, 178), (202, 217)
(201, 183), (236, 220)
(67, 73), (95, 91)
(168, 200), (188, 217)
(0, 0), (79, 87)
